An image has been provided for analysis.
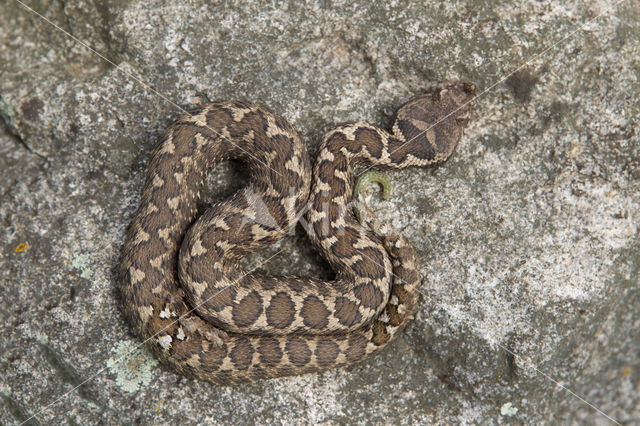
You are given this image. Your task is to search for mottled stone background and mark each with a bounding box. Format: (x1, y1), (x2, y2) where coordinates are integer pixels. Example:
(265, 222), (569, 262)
(1, 0), (638, 424)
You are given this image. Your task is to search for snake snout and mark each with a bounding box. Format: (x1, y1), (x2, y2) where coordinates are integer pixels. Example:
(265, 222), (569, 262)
(445, 82), (476, 125)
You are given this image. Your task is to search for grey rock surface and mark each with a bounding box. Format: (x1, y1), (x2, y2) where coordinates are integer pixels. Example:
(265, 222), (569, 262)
(1, 0), (638, 424)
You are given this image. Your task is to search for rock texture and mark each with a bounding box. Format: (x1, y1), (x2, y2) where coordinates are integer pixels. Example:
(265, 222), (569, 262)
(1, 0), (638, 424)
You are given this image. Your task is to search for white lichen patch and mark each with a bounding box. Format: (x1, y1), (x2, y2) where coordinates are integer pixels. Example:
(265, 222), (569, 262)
(158, 335), (173, 350)
(159, 306), (172, 319)
(501, 402), (519, 416)
(35, 332), (49, 345)
(176, 327), (186, 340)
(106, 340), (158, 393)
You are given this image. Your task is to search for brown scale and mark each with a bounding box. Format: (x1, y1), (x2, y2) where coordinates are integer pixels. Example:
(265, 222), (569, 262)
(119, 84), (476, 384)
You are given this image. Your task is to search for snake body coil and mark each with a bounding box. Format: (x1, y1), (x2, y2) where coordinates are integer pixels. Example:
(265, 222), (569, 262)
(120, 83), (475, 384)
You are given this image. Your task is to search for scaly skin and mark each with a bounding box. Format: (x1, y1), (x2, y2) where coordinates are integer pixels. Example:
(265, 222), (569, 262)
(119, 83), (476, 384)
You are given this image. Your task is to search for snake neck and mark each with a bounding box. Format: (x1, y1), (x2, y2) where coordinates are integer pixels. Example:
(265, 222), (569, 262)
(306, 124), (399, 239)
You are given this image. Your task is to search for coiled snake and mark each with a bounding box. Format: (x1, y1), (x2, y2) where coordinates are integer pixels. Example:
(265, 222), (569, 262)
(119, 83), (475, 384)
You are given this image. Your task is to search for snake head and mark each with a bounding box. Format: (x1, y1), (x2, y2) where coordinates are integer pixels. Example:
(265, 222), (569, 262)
(390, 82), (476, 165)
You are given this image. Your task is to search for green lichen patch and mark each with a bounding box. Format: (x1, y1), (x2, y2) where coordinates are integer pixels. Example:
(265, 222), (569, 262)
(106, 340), (158, 393)
(71, 252), (93, 280)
